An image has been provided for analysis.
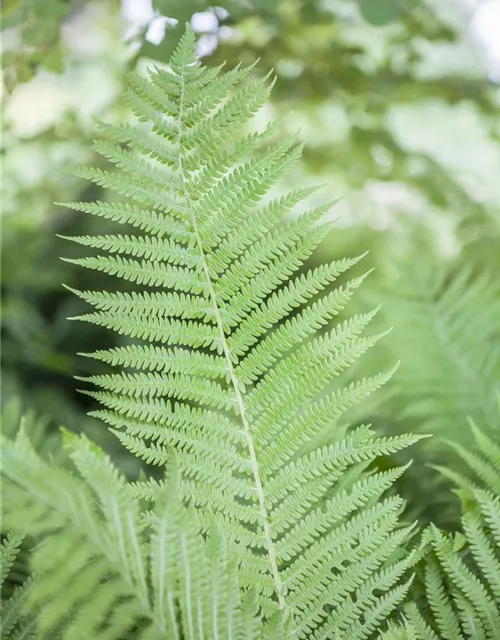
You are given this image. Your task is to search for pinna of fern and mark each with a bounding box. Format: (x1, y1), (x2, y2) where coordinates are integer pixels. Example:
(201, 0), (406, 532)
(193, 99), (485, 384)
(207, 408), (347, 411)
(356, 253), (500, 528)
(397, 423), (500, 639)
(1, 424), (290, 640)
(433, 415), (500, 496)
(374, 253), (500, 438)
(59, 25), (426, 637)
(0, 530), (35, 640)
(378, 621), (418, 640)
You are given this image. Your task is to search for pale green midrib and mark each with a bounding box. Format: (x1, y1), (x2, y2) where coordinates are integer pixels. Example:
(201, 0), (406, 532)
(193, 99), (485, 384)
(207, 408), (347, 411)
(174, 65), (286, 610)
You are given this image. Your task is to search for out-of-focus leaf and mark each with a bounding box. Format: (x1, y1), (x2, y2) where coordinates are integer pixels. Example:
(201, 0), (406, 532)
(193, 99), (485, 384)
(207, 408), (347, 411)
(2, 0), (70, 87)
(153, 0), (214, 22)
(15, 57), (37, 83)
(358, 0), (401, 25)
(22, 18), (59, 46)
(1, 50), (15, 69)
(43, 40), (65, 73)
(0, 0), (23, 20)
(251, 0), (279, 11)
(32, 0), (70, 21)
(358, 0), (419, 26)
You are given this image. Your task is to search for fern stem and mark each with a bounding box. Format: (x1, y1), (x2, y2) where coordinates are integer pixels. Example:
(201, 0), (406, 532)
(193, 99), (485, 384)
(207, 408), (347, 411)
(195, 227), (287, 610)
(175, 64), (286, 611)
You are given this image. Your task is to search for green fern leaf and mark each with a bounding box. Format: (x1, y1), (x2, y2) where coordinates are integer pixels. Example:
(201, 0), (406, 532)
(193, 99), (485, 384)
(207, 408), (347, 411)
(0, 532), (34, 640)
(61, 25), (424, 636)
(404, 423), (500, 638)
(377, 256), (500, 436)
(434, 419), (500, 497)
(1, 426), (293, 639)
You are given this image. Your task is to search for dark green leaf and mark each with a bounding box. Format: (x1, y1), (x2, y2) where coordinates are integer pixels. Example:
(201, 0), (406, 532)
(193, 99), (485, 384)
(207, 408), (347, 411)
(33, 0), (70, 20)
(358, 0), (401, 26)
(251, 0), (279, 10)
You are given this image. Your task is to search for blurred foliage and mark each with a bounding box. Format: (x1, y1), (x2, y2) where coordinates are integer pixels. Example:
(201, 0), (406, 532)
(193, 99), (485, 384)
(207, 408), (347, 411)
(1, 0), (499, 526)
(2, 0), (78, 90)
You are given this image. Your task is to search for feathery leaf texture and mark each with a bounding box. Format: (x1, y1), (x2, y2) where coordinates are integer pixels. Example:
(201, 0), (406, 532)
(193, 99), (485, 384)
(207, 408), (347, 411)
(401, 423), (500, 638)
(1, 427), (290, 640)
(0, 530), (35, 640)
(59, 26), (424, 636)
(378, 257), (500, 435)
(434, 418), (500, 496)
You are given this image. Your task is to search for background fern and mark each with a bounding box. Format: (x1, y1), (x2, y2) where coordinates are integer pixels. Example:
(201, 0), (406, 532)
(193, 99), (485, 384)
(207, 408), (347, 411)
(400, 423), (500, 638)
(0, 531), (34, 640)
(375, 254), (500, 438)
(2, 424), (293, 639)
(348, 245), (500, 527)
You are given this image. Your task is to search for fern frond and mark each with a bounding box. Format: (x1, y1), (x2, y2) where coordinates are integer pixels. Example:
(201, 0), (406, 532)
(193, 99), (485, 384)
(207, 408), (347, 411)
(1, 427), (291, 639)
(0, 532), (34, 639)
(403, 424), (500, 638)
(1, 533), (24, 589)
(57, 200), (193, 243)
(405, 508), (500, 639)
(60, 233), (201, 267)
(378, 256), (500, 436)
(378, 620), (420, 639)
(434, 420), (500, 496)
(62, 25), (423, 636)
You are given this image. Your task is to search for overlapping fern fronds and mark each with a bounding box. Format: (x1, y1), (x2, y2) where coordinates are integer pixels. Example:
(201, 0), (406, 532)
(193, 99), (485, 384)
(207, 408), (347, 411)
(434, 417), (500, 496)
(397, 424), (500, 638)
(378, 621), (418, 639)
(1, 426), (290, 640)
(0, 530), (34, 639)
(58, 26), (426, 637)
(377, 254), (500, 437)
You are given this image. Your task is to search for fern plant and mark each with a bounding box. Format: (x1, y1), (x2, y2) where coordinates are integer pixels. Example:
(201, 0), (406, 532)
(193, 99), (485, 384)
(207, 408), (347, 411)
(0, 529), (34, 639)
(2, 23), (500, 640)
(434, 417), (500, 496)
(376, 255), (500, 437)
(52, 25), (429, 637)
(355, 252), (500, 527)
(399, 423), (500, 638)
(2, 425), (291, 639)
